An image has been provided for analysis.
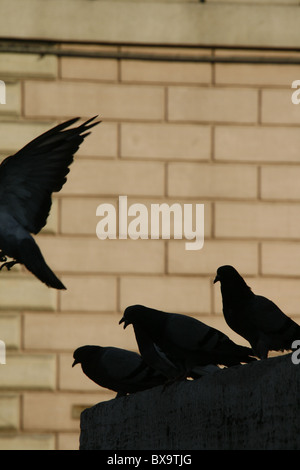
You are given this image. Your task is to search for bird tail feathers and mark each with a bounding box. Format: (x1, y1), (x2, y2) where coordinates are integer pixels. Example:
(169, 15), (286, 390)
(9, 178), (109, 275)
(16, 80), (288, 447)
(19, 237), (66, 290)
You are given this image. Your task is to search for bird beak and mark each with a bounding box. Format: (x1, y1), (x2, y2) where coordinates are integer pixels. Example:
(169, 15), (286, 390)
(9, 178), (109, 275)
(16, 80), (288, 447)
(72, 359), (78, 367)
(213, 275), (220, 284)
(119, 317), (128, 329)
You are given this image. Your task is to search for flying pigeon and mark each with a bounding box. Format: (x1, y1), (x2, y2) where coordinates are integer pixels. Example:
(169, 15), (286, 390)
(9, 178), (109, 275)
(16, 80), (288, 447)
(72, 345), (168, 397)
(214, 265), (300, 359)
(0, 116), (100, 289)
(119, 305), (256, 379)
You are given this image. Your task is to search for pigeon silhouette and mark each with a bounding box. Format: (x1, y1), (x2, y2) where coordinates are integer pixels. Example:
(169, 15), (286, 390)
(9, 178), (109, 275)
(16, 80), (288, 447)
(119, 305), (256, 379)
(72, 345), (167, 398)
(0, 116), (100, 289)
(214, 265), (300, 359)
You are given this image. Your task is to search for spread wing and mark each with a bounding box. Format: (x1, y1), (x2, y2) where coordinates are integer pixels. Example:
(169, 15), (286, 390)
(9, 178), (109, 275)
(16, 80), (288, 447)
(0, 116), (100, 234)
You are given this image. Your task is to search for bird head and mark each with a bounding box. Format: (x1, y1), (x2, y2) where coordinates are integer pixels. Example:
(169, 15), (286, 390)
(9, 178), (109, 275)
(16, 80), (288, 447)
(72, 345), (100, 367)
(213, 265), (240, 284)
(119, 305), (146, 329)
(72, 351), (81, 367)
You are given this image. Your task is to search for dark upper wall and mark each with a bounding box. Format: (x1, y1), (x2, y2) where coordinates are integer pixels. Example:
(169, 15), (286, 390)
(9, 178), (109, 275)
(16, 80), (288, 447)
(1, 0), (300, 49)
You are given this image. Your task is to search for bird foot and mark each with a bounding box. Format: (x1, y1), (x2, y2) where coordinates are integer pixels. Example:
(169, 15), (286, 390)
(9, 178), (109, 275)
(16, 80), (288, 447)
(162, 373), (188, 392)
(0, 260), (18, 271)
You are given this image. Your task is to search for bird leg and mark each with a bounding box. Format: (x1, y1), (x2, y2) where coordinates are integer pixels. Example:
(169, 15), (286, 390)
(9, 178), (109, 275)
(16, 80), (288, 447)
(161, 372), (188, 392)
(0, 260), (18, 271)
(0, 250), (7, 262)
(253, 335), (271, 360)
(115, 391), (127, 399)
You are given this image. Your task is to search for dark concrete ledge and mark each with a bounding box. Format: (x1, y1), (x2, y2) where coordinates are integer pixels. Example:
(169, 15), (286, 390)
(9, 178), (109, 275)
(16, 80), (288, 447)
(2, 1), (300, 49)
(80, 353), (300, 450)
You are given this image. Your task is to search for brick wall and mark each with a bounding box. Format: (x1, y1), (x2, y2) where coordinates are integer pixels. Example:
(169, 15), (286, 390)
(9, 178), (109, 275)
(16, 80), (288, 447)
(1, 41), (300, 449)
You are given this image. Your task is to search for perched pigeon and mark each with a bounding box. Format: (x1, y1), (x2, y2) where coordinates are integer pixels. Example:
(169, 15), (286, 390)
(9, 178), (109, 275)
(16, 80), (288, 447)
(0, 116), (100, 289)
(214, 265), (300, 359)
(72, 345), (167, 398)
(119, 305), (256, 379)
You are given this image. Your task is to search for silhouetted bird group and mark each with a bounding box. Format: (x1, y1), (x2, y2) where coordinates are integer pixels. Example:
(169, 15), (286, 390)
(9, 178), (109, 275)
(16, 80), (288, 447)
(1, 118), (299, 400)
(74, 265), (300, 398)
